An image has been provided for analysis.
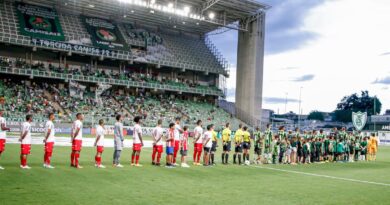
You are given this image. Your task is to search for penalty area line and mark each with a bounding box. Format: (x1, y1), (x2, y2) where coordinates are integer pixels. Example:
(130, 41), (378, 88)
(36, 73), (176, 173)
(249, 165), (390, 187)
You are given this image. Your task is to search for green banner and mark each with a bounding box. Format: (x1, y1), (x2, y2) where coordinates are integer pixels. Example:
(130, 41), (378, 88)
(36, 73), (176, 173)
(82, 16), (128, 51)
(16, 3), (65, 41)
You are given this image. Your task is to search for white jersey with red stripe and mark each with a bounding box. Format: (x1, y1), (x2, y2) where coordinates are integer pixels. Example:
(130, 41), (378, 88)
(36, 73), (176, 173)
(133, 124), (142, 144)
(166, 129), (175, 147)
(45, 120), (55, 143)
(95, 125), (105, 146)
(0, 116), (7, 139)
(194, 126), (203, 144)
(152, 126), (164, 146)
(174, 124), (182, 141)
(181, 131), (189, 151)
(72, 120), (83, 140)
(203, 131), (212, 148)
(21, 122), (32, 145)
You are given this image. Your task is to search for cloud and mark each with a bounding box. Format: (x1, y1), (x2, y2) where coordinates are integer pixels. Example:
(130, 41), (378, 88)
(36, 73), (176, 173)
(264, 97), (299, 104)
(281, 67), (299, 70)
(380, 52), (390, 56)
(262, 0), (325, 54)
(372, 76), (390, 85)
(291, 74), (315, 82)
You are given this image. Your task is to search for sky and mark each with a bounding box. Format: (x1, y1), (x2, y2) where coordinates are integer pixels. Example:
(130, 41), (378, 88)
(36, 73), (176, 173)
(210, 0), (390, 115)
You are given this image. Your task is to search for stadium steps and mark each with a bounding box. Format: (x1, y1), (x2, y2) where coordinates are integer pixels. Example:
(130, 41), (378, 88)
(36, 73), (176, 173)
(43, 90), (65, 115)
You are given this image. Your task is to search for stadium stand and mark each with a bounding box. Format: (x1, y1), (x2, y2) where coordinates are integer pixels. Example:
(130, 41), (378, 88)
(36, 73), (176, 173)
(0, 0), (247, 129)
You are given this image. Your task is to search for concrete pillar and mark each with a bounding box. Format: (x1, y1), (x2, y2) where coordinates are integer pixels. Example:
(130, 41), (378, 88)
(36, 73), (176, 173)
(235, 13), (265, 126)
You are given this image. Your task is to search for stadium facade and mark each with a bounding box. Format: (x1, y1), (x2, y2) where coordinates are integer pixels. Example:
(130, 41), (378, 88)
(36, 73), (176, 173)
(0, 0), (268, 128)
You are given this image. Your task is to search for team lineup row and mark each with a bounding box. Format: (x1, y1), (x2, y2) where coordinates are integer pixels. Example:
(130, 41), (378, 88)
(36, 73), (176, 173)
(0, 111), (380, 170)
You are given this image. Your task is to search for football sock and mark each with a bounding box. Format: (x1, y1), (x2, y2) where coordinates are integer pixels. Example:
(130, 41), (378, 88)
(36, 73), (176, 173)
(131, 153), (135, 164)
(238, 154), (242, 164)
(211, 153), (214, 164)
(221, 153), (225, 164)
(233, 154), (236, 164)
(193, 151), (197, 162)
(71, 152), (75, 166)
(136, 155), (140, 164)
(225, 154), (229, 164)
(152, 149), (157, 162)
(157, 152), (161, 163)
(75, 153), (80, 166)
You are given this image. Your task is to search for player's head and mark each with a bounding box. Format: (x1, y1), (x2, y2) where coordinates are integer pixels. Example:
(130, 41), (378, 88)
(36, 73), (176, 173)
(371, 133), (375, 137)
(243, 126), (248, 131)
(48, 112), (55, 121)
(342, 127), (346, 131)
(175, 117), (181, 123)
(266, 124), (270, 128)
(99, 119), (104, 126)
(239, 123), (242, 129)
(169, 122), (175, 129)
(295, 127), (299, 131)
(225, 122), (230, 128)
(76, 113), (83, 121)
(26, 114), (33, 122)
(196, 120), (202, 126)
(0, 109), (3, 116)
(116, 114), (122, 122)
(183, 125), (188, 131)
(255, 126), (259, 131)
(279, 126), (284, 131)
(320, 129), (323, 133)
(207, 124), (214, 131)
(0, 96), (4, 105)
(157, 119), (162, 126)
(134, 116), (142, 124)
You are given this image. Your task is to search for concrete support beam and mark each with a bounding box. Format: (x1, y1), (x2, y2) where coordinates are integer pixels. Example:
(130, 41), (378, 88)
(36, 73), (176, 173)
(235, 13), (265, 126)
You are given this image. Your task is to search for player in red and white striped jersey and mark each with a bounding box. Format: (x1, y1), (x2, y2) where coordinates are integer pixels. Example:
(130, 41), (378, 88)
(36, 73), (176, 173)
(131, 116), (144, 167)
(165, 123), (175, 168)
(180, 126), (190, 168)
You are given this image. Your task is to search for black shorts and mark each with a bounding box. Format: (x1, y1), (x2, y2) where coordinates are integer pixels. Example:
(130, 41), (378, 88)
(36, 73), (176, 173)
(297, 149), (303, 157)
(180, 150), (188, 156)
(235, 144), (243, 153)
(223, 142), (231, 152)
(254, 145), (262, 155)
(349, 150), (354, 155)
(211, 141), (217, 152)
(243, 142), (251, 150)
(204, 147), (211, 153)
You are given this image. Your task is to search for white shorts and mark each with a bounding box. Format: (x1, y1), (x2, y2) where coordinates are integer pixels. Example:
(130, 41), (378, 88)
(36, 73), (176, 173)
(285, 149), (292, 156)
(292, 147), (297, 152)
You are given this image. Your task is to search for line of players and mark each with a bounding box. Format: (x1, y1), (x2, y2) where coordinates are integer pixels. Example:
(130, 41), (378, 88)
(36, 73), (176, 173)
(251, 125), (379, 165)
(0, 110), (380, 169)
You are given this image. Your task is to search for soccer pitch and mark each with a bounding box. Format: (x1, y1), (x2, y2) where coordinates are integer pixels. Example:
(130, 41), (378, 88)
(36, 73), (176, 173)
(0, 144), (389, 205)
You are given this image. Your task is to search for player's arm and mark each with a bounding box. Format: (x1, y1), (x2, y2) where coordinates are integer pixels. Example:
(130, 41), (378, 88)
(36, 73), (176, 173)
(152, 129), (157, 145)
(120, 125), (124, 141)
(138, 130), (144, 146)
(94, 134), (101, 147)
(194, 132), (200, 144)
(19, 129), (28, 142)
(1, 122), (10, 131)
(203, 137), (210, 147)
(44, 127), (51, 143)
(72, 127), (80, 141)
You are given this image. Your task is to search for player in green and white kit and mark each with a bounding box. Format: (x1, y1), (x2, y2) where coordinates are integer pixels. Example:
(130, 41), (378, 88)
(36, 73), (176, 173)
(263, 124), (273, 164)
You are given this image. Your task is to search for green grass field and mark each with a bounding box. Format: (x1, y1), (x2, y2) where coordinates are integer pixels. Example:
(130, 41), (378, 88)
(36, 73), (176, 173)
(0, 144), (389, 205)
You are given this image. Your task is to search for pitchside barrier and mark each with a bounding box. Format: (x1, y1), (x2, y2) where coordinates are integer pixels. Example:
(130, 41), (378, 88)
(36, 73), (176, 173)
(6, 121), (197, 137)
(378, 131), (390, 146)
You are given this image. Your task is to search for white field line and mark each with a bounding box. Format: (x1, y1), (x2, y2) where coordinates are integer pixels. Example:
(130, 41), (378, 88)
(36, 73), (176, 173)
(249, 165), (390, 187)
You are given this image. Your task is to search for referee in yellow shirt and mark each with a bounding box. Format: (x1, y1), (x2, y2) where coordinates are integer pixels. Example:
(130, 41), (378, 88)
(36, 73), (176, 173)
(242, 126), (251, 164)
(233, 124), (244, 165)
(221, 123), (231, 164)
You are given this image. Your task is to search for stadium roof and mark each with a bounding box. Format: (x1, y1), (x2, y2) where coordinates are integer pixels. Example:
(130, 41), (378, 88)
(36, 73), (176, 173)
(19, 0), (270, 34)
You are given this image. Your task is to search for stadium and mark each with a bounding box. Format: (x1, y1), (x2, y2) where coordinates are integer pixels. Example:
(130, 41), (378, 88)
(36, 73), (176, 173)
(0, 0), (389, 205)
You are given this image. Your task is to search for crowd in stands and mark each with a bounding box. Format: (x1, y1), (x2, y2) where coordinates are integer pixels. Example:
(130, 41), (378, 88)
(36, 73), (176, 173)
(0, 76), (242, 128)
(0, 56), (221, 92)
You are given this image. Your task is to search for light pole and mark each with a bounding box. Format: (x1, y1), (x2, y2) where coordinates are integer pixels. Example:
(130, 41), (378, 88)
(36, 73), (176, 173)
(298, 87), (303, 130)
